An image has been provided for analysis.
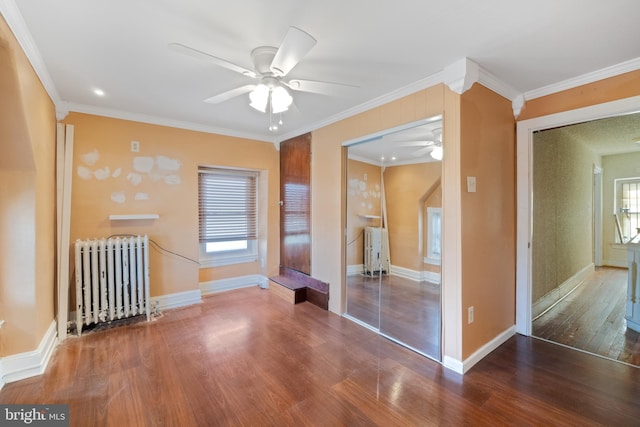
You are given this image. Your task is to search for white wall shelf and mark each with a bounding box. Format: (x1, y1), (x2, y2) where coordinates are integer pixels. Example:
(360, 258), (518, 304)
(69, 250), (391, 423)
(358, 214), (381, 219)
(109, 214), (159, 221)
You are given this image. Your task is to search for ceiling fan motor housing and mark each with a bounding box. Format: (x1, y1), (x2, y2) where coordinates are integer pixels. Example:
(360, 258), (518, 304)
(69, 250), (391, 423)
(251, 46), (278, 75)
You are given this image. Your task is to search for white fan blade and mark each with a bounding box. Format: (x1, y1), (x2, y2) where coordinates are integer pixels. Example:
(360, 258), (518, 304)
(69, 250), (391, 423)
(204, 85), (256, 104)
(412, 146), (434, 157)
(285, 79), (358, 96)
(396, 140), (435, 147)
(270, 27), (317, 77)
(169, 43), (257, 78)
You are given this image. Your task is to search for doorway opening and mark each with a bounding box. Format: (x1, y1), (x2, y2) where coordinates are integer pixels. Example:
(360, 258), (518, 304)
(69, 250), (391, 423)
(516, 96), (640, 367)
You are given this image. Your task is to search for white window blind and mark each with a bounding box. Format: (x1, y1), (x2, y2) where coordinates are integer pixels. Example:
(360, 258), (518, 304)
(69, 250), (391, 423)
(198, 168), (258, 244)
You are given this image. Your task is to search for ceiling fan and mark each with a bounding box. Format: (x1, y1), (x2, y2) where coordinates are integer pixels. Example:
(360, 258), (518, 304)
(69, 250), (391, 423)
(170, 26), (356, 129)
(395, 127), (443, 160)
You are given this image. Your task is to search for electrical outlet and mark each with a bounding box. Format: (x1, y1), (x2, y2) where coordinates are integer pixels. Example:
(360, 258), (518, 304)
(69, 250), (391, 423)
(468, 306), (474, 324)
(131, 140), (140, 152)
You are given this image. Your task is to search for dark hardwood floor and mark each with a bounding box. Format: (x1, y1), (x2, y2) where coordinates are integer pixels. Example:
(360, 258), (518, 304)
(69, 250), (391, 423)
(346, 274), (441, 359)
(2, 286), (639, 426)
(533, 267), (640, 366)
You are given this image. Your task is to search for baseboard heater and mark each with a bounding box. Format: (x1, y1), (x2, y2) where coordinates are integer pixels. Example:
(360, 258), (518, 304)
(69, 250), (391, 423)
(74, 235), (150, 336)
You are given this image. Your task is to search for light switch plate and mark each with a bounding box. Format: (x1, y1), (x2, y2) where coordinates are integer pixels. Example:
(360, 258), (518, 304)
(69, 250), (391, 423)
(467, 176), (476, 192)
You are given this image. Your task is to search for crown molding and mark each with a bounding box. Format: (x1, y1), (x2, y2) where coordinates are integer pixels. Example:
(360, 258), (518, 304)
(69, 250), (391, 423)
(0, 1), (61, 105)
(277, 71), (445, 143)
(63, 102), (275, 143)
(443, 58), (480, 95)
(524, 56), (640, 101)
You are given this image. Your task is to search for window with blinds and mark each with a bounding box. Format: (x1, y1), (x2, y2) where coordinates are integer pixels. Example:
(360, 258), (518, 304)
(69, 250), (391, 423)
(198, 167), (258, 266)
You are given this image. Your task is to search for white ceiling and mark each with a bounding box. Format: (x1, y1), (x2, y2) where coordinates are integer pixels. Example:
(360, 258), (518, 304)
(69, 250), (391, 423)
(6, 0), (640, 143)
(348, 118), (443, 165)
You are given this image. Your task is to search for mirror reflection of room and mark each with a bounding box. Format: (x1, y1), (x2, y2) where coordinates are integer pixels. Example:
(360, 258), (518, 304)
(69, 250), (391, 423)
(345, 118), (442, 360)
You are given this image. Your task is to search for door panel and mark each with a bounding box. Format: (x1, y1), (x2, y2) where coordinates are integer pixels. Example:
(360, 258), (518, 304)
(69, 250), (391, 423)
(280, 133), (311, 274)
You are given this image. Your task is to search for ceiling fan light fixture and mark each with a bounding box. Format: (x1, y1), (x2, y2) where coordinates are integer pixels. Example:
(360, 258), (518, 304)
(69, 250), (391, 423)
(431, 146), (443, 160)
(249, 84), (269, 112)
(271, 86), (293, 114)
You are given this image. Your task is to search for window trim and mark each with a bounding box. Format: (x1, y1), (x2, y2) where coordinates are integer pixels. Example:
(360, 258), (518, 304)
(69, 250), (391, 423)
(614, 177), (640, 244)
(198, 167), (259, 268)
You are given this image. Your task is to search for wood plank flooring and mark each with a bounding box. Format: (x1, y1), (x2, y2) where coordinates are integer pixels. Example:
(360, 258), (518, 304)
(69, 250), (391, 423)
(533, 267), (640, 366)
(1, 286), (639, 426)
(346, 274), (441, 359)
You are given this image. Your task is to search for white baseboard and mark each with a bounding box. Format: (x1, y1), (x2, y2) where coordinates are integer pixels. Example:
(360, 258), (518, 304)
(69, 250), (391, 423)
(150, 289), (202, 311)
(423, 270), (441, 285)
(347, 264), (363, 276)
(0, 320), (58, 389)
(532, 263), (594, 319)
(390, 265), (441, 284)
(443, 325), (516, 374)
(200, 274), (267, 295)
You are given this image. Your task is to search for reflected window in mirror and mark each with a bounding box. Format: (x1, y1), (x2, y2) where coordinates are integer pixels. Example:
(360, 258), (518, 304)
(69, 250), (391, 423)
(425, 207), (441, 265)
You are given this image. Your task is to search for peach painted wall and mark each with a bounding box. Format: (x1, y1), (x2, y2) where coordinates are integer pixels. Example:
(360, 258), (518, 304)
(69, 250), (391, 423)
(384, 162), (441, 272)
(346, 159), (382, 268)
(518, 70), (640, 121)
(0, 15), (56, 356)
(311, 85), (444, 313)
(62, 113), (280, 299)
(460, 83), (516, 359)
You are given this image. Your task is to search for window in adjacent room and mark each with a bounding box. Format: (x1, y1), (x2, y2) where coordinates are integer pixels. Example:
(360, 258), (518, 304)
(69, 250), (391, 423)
(198, 167), (258, 267)
(614, 177), (640, 243)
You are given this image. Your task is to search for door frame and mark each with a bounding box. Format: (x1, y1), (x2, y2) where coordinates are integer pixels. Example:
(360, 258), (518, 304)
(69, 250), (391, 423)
(515, 95), (640, 335)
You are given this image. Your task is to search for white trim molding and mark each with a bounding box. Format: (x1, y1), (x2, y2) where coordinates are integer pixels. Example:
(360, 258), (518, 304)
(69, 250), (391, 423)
(532, 263), (594, 320)
(0, 1), (61, 105)
(346, 264), (364, 276)
(444, 325), (516, 374)
(200, 274), (268, 295)
(150, 290), (202, 312)
(0, 320), (58, 389)
(444, 58), (480, 95)
(389, 265), (441, 285)
(523, 56), (640, 102)
(443, 58), (523, 117)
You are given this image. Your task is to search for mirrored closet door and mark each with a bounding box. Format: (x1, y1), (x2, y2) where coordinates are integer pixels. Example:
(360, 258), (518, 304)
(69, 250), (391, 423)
(344, 117), (443, 361)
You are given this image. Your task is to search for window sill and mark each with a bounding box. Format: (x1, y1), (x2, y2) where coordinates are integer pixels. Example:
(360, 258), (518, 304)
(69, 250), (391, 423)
(424, 257), (441, 266)
(199, 254), (258, 268)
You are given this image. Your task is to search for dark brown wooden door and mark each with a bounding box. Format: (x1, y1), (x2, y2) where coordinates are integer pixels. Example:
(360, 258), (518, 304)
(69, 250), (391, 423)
(280, 133), (311, 274)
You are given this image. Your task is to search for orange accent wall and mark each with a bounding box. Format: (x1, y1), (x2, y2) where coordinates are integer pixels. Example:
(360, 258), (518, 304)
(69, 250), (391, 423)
(0, 15), (56, 356)
(384, 162), (442, 272)
(62, 113), (280, 298)
(460, 83), (516, 358)
(518, 69), (640, 120)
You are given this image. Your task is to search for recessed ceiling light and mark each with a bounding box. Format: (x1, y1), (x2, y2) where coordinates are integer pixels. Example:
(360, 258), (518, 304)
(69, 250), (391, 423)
(93, 88), (105, 96)
(633, 137), (640, 144)
(391, 156), (397, 161)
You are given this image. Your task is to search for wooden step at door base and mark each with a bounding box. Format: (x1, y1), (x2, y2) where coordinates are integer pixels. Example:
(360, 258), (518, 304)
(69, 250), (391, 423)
(268, 267), (329, 310)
